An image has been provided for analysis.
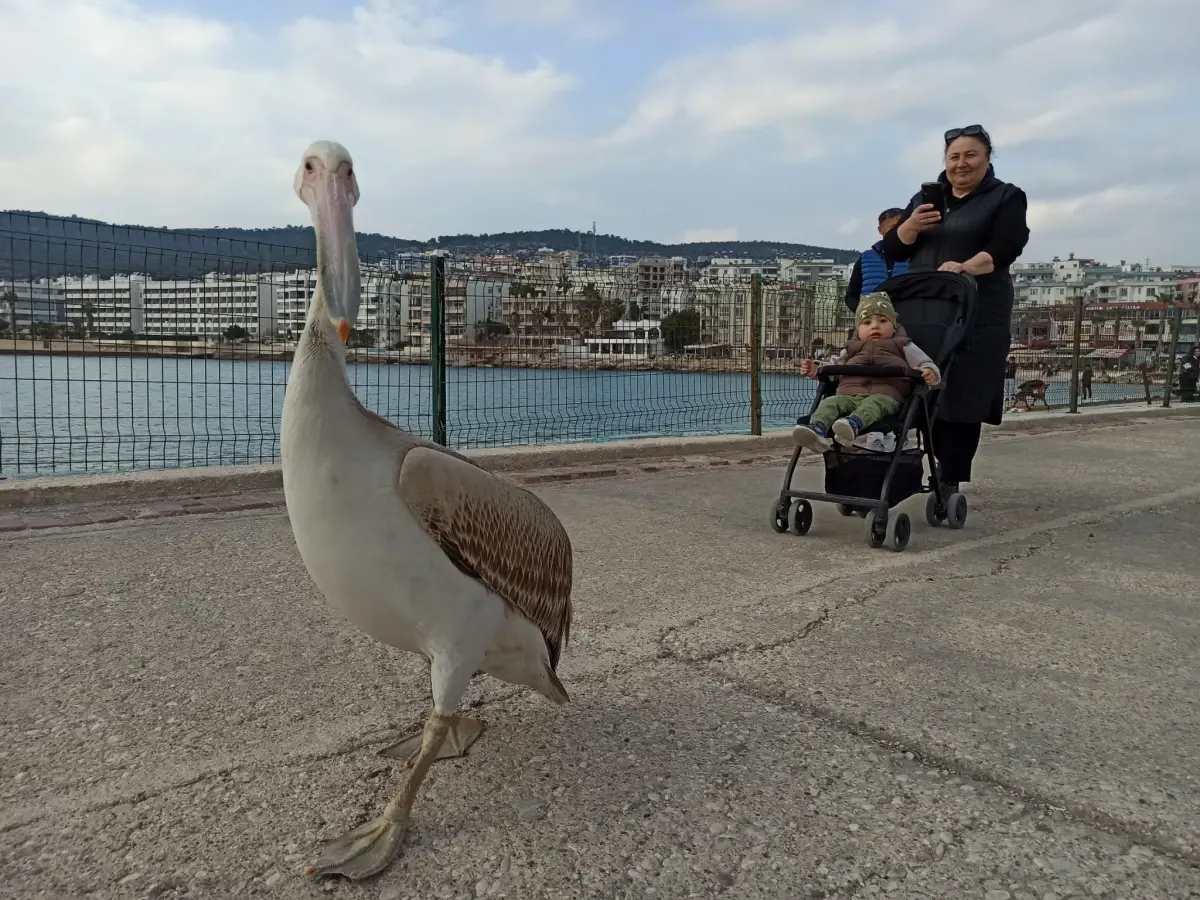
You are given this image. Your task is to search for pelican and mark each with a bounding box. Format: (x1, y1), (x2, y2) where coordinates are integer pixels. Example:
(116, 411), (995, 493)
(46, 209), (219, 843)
(280, 140), (574, 881)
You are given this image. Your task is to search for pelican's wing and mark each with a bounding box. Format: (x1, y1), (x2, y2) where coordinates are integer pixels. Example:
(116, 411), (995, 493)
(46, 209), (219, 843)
(397, 446), (573, 668)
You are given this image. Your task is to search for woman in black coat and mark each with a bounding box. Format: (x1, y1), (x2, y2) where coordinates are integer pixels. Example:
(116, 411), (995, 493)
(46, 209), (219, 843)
(1180, 346), (1199, 402)
(881, 124), (1030, 492)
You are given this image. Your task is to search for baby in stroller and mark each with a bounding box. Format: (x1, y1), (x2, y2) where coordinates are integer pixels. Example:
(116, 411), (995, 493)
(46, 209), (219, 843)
(792, 291), (941, 453)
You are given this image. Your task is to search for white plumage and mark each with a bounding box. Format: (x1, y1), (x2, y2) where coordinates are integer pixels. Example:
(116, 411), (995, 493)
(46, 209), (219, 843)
(280, 140), (573, 881)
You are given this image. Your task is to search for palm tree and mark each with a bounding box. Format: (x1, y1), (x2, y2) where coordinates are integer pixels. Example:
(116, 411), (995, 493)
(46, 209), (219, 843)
(538, 307), (556, 344)
(576, 283), (603, 338)
(504, 312), (521, 344)
(81, 301), (97, 337)
(554, 308), (571, 339)
(2, 290), (17, 337)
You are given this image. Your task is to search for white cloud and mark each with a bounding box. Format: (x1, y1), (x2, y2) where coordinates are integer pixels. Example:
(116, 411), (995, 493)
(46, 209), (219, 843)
(1028, 186), (1176, 234)
(698, 0), (814, 15)
(610, 0), (1200, 261)
(0, 0), (575, 233)
(476, 0), (617, 37)
(0, 0), (1195, 264)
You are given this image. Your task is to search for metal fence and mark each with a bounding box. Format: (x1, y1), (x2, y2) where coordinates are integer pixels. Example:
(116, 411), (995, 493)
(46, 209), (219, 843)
(1007, 300), (1187, 412)
(1, 211), (1195, 478)
(0, 213), (852, 476)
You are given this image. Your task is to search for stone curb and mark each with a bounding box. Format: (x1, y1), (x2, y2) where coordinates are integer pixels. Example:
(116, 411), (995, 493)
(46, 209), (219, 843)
(0, 492), (284, 535)
(0, 451), (799, 535)
(1, 403), (1195, 512)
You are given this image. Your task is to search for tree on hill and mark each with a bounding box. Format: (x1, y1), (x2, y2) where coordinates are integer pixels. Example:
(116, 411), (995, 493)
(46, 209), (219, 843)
(0, 210), (857, 281)
(661, 309), (702, 351)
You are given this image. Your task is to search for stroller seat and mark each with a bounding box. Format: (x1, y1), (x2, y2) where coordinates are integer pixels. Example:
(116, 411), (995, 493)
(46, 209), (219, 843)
(769, 270), (978, 552)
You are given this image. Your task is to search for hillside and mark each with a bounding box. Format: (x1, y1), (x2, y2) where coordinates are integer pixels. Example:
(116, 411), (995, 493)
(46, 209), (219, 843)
(0, 211), (857, 280)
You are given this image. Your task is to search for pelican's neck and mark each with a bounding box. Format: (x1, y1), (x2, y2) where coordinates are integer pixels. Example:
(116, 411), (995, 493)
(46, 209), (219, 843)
(306, 282), (330, 327)
(292, 286), (348, 385)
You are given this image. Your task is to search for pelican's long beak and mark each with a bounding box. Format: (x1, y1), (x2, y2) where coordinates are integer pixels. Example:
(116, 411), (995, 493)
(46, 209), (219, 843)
(311, 169), (360, 342)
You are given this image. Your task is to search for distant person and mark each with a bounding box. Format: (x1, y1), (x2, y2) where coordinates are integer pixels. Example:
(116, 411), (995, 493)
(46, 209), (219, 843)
(1138, 363), (1153, 405)
(881, 123), (1030, 495)
(1180, 346), (1199, 402)
(843, 208), (909, 312)
(1004, 356), (1017, 379)
(792, 292), (940, 452)
(1080, 365), (1093, 401)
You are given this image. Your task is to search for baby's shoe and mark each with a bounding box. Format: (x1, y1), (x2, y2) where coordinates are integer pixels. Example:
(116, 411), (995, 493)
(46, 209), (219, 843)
(792, 422), (832, 453)
(832, 415), (863, 447)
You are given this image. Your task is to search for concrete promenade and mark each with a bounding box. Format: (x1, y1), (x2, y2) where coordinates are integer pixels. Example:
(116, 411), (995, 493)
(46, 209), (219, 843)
(1, 406), (1198, 899)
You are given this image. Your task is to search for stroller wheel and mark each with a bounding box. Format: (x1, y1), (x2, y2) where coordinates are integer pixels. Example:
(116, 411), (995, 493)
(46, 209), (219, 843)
(925, 491), (947, 527)
(885, 512), (912, 552)
(864, 510), (886, 548)
(788, 499), (813, 536)
(769, 498), (789, 533)
(946, 492), (968, 529)
(836, 503), (856, 517)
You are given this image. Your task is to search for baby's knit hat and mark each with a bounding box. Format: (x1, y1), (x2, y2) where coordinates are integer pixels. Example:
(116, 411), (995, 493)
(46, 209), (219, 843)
(856, 291), (897, 325)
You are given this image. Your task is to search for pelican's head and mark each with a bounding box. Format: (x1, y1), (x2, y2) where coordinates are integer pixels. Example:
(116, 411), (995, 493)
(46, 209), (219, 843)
(295, 140), (361, 343)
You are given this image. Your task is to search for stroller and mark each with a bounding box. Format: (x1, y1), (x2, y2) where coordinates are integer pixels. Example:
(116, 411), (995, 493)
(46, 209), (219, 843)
(768, 271), (977, 552)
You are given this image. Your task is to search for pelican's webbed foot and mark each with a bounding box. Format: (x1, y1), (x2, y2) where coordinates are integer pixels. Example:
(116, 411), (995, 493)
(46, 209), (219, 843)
(304, 807), (410, 880)
(306, 713), (455, 881)
(377, 715), (484, 768)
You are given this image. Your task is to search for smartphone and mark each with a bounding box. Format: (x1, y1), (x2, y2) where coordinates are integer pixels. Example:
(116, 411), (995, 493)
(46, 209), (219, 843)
(920, 181), (947, 214)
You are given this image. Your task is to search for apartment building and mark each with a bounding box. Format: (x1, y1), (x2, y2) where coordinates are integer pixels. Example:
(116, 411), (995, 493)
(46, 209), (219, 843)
(49, 272), (268, 338)
(0, 279), (67, 329)
(1014, 254), (1180, 308)
(778, 258), (846, 284)
(401, 274), (468, 349)
(635, 256), (687, 296)
(699, 258), (780, 284)
(1013, 301), (1180, 357)
(761, 280), (850, 358)
(41, 267), (404, 342)
(273, 269), (403, 343)
(139, 276), (274, 338)
(53, 275), (145, 333)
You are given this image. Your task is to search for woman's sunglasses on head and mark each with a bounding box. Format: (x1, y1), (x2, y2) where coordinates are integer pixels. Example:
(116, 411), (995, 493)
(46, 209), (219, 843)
(944, 124), (987, 145)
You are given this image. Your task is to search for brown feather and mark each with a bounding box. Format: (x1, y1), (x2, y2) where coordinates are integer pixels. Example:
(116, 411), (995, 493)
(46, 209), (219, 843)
(397, 447), (573, 669)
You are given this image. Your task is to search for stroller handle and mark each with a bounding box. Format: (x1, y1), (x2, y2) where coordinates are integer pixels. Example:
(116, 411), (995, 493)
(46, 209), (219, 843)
(817, 364), (927, 381)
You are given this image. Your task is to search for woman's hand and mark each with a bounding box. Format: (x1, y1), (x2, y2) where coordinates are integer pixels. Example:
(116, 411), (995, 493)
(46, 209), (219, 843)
(896, 203), (941, 244)
(939, 252), (995, 276)
(799, 359), (817, 377)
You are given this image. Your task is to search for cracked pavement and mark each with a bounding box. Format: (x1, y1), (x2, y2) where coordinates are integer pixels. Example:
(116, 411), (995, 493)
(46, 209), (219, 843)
(2, 414), (1199, 899)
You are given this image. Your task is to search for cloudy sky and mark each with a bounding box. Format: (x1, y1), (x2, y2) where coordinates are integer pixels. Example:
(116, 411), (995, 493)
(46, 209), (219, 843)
(1, 0), (1196, 264)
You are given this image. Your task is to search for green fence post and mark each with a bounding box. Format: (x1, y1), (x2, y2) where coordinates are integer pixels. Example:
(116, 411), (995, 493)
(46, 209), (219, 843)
(1068, 295), (1083, 414)
(430, 252), (448, 445)
(1162, 304), (1182, 409)
(749, 274), (763, 435)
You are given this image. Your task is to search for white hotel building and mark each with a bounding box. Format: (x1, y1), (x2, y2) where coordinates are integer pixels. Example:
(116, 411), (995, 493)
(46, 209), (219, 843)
(47, 267), (403, 341)
(55, 275), (146, 334)
(140, 276), (274, 337)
